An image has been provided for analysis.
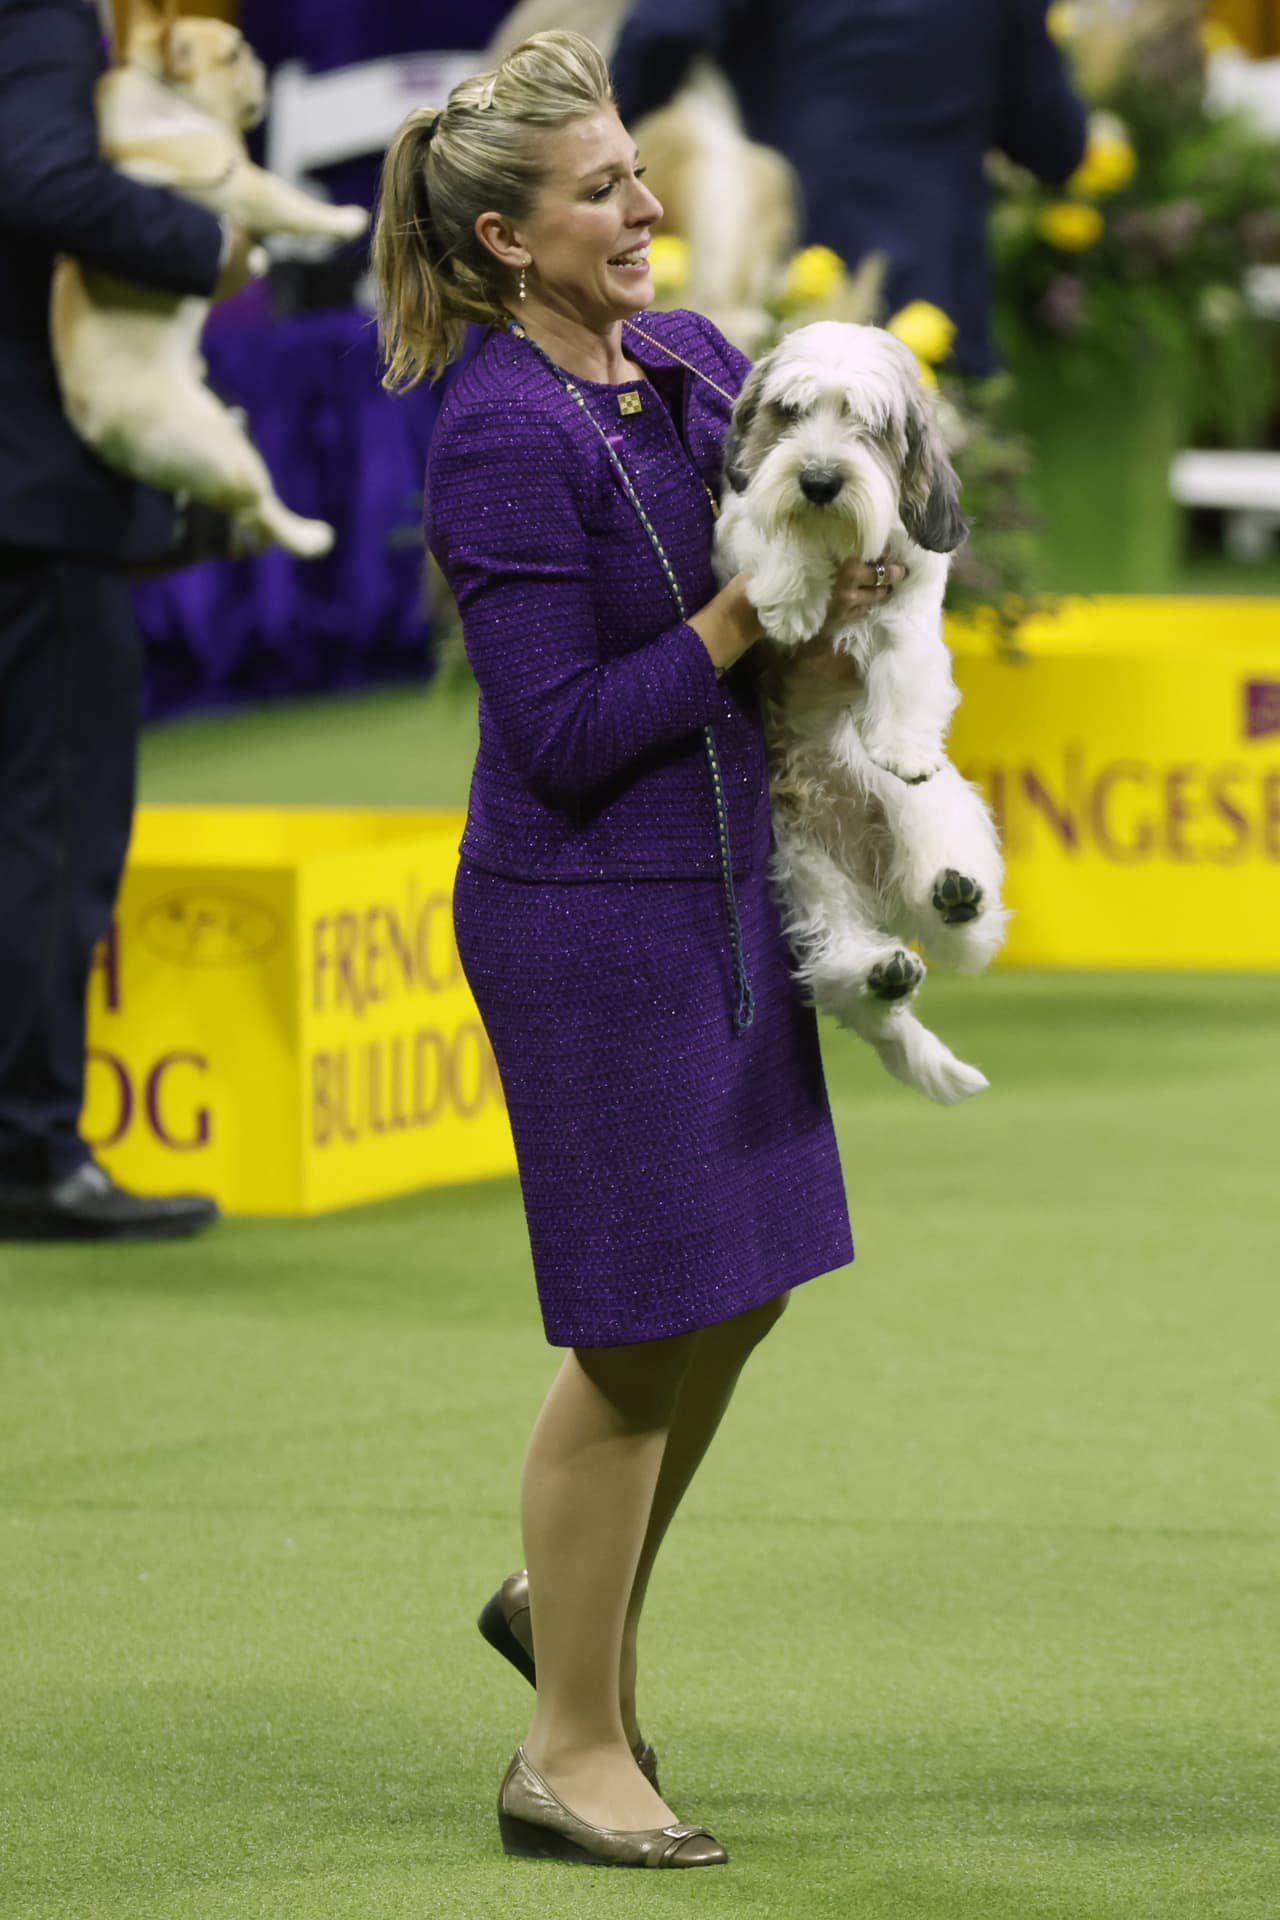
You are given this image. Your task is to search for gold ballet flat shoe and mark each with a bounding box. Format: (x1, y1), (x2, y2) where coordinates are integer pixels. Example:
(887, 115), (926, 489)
(497, 1747), (727, 1868)
(478, 1570), (661, 1791)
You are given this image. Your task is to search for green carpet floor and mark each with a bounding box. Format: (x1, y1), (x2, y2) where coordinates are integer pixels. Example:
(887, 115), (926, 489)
(2, 683), (1277, 1918)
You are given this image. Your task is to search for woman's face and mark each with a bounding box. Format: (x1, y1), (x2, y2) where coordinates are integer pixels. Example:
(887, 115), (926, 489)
(508, 109), (665, 328)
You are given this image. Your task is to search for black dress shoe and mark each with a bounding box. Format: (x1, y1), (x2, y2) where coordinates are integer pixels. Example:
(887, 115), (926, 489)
(0, 1162), (220, 1242)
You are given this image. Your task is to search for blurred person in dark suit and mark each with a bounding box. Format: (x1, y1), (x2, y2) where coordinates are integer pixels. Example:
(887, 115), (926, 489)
(0, 0), (253, 1240)
(611, 0), (1088, 375)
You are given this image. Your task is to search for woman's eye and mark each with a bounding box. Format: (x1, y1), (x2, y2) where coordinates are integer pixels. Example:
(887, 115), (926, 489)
(591, 167), (646, 201)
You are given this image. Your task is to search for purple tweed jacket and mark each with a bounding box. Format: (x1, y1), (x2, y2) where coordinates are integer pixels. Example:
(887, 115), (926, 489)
(425, 308), (770, 881)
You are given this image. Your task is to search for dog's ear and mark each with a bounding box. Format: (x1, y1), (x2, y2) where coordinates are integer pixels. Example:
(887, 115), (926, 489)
(162, 18), (200, 84)
(127, 0), (178, 27)
(722, 360), (767, 495)
(120, 0), (172, 57)
(901, 384), (968, 554)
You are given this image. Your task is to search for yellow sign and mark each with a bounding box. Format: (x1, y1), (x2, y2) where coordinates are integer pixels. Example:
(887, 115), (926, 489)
(84, 808), (515, 1214)
(948, 596), (1280, 969)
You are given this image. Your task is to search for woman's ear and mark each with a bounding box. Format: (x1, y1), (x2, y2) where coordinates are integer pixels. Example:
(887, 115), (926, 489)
(474, 211), (527, 275)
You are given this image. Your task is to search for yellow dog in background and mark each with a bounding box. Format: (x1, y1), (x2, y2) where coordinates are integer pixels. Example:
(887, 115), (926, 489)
(51, 0), (368, 558)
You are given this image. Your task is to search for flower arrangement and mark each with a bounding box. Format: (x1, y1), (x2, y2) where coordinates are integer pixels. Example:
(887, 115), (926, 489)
(991, 0), (1280, 441)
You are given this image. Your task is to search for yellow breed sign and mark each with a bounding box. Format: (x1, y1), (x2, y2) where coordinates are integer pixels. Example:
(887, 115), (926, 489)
(83, 808), (515, 1214)
(948, 597), (1280, 969)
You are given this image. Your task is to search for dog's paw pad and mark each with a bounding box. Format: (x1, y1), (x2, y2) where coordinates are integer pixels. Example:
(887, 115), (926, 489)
(932, 870), (983, 924)
(866, 950), (925, 1001)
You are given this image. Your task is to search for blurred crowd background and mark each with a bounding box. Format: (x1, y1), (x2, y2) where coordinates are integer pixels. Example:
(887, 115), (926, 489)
(111, 0), (1280, 715)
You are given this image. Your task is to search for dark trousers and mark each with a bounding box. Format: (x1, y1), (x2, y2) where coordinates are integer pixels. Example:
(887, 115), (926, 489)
(0, 549), (141, 1186)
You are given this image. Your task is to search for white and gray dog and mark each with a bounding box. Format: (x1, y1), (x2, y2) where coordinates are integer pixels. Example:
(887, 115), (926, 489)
(713, 322), (1007, 1104)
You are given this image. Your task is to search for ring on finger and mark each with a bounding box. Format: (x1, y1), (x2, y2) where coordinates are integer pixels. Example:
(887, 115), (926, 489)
(873, 560), (887, 589)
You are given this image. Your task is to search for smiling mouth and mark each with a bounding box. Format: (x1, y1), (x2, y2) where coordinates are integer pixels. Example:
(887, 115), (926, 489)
(607, 249), (650, 270)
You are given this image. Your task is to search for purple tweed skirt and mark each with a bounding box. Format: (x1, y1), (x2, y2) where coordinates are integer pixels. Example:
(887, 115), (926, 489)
(453, 858), (854, 1346)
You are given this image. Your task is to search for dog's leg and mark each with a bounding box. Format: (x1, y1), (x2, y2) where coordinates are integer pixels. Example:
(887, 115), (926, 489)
(109, 378), (335, 560)
(858, 624), (959, 785)
(744, 530), (834, 647)
(879, 761), (1008, 973)
(772, 812), (989, 1104)
(771, 818), (924, 1016)
(219, 166), (368, 243)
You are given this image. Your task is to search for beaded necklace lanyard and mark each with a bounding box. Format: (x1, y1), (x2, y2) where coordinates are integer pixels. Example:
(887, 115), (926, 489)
(506, 318), (755, 1035)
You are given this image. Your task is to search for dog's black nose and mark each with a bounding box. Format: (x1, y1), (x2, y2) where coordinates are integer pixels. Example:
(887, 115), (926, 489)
(799, 465), (844, 505)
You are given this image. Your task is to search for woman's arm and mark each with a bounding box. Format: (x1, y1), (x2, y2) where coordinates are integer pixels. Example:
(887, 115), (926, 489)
(427, 404), (759, 802)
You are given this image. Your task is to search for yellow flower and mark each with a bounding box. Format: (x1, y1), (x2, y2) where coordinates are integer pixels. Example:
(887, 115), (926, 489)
(887, 299), (956, 367)
(1045, 3), (1077, 44)
(1200, 20), (1240, 56)
(1037, 201), (1105, 251)
(1068, 128), (1136, 199)
(916, 362), (939, 389)
(777, 244), (845, 312)
(647, 234), (690, 297)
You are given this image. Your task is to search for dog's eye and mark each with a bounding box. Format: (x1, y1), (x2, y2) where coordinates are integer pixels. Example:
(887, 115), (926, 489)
(772, 400), (804, 424)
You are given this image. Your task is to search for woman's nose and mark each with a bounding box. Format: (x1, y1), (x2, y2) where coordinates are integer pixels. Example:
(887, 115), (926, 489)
(631, 179), (663, 226)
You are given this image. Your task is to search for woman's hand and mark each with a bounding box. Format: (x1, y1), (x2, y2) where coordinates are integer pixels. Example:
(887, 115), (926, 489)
(815, 555), (907, 641)
(765, 556), (908, 702)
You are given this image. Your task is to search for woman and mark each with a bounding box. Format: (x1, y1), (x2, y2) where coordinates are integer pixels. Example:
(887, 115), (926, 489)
(372, 30), (902, 1870)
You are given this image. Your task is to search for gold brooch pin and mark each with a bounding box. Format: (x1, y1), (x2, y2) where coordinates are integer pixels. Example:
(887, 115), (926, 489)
(617, 390), (643, 416)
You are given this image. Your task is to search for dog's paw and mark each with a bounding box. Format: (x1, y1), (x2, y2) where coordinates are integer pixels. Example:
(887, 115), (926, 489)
(866, 745), (942, 785)
(332, 205), (371, 240)
(758, 600), (823, 648)
(932, 869), (983, 924)
(866, 949), (925, 1001)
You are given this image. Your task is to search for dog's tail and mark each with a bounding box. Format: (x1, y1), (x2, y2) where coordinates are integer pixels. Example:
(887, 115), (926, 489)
(837, 998), (988, 1106)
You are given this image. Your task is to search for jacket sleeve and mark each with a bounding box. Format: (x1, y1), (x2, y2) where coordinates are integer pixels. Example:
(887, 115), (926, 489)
(428, 405), (724, 803)
(0, 0), (223, 294)
(996, 0), (1089, 184)
(610, 0), (735, 127)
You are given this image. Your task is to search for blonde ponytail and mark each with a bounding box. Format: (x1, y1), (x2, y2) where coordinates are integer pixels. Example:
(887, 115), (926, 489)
(371, 31), (615, 389)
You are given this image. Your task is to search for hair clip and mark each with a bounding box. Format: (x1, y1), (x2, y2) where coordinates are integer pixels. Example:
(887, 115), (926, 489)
(477, 76), (497, 110)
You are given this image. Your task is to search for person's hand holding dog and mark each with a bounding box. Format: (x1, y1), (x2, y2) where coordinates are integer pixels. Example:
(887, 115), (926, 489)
(818, 555), (906, 637)
(782, 557), (907, 694)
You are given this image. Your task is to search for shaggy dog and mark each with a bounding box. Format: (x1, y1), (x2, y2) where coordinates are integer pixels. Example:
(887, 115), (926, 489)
(51, 0), (368, 558)
(714, 323), (1007, 1104)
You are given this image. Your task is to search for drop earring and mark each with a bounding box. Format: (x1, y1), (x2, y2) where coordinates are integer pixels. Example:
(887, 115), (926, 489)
(518, 264), (528, 301)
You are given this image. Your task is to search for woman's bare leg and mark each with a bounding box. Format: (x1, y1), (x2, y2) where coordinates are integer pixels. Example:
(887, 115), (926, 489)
(619, 1294), (791, 1746)
(520, 1331), (697, 1831)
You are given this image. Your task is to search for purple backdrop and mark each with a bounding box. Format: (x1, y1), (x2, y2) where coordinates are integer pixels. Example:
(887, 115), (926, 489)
(132, 295), (440, 718)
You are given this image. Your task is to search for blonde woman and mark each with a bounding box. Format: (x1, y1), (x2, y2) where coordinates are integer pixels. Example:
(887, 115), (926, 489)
(373, 30), (899, 1870)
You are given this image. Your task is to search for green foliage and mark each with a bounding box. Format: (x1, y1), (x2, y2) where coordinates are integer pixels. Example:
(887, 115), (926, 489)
(991, 8), (1280, 443)
(936, 375), (1059, 649)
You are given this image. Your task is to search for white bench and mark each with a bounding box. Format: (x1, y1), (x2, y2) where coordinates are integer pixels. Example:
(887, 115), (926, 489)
(265, 51), (483, 188)
(1169, 451), (1280, 560)
(1169, 54), (1280, 558)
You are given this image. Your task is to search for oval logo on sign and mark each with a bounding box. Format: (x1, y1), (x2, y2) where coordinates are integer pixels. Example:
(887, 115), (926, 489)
(139, 889), (283, 967)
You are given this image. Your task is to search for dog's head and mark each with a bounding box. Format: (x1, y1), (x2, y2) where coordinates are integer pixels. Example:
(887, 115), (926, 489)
(723, 321), (968, 558)
(125, 0), (267, 132)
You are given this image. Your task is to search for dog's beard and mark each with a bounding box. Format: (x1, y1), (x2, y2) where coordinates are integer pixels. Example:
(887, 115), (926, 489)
(746, 439), (897, 562)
